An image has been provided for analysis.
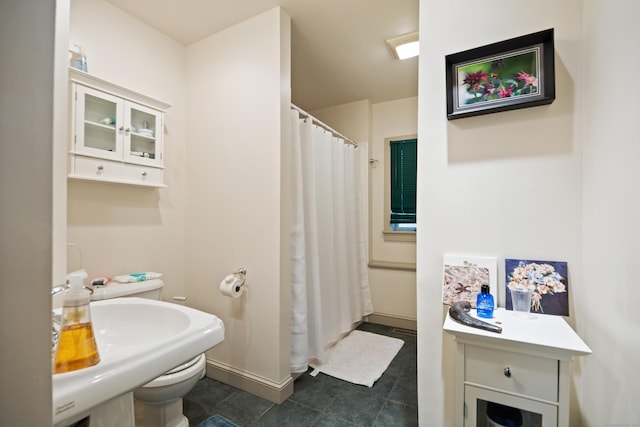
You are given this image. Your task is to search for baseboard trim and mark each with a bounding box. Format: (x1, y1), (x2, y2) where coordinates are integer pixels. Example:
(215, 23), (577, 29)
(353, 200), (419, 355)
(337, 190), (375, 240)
(366, 313), (417, 331)
(205, 359), (294, 404)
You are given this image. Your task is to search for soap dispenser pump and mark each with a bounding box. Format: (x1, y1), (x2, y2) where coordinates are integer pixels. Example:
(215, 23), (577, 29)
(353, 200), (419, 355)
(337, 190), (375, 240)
(53, 270), (100, 374)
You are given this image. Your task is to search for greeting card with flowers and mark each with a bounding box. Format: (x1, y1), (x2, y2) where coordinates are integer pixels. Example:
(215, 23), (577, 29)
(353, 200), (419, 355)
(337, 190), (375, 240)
(443, 255), (497, 307)
(505, 258), (569, 316)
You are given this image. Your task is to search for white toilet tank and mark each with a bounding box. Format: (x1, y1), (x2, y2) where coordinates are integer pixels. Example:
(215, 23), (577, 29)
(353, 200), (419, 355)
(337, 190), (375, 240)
(90, 279), (164, 301)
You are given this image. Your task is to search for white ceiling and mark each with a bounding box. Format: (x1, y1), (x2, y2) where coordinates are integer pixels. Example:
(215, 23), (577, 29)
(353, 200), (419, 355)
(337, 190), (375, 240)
(105, 0), (419, 111)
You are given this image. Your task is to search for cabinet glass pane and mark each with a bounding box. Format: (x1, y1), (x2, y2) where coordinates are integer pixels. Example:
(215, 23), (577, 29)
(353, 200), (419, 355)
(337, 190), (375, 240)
(476, 399), (542, 427)
(84, 93), (117, 153)
(465, 386), (556, 427)
(129, 107), (157, 159)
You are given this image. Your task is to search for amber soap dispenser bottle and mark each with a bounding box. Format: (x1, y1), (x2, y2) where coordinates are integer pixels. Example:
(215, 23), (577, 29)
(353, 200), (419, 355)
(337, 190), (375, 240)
(53, 270), (100, 374)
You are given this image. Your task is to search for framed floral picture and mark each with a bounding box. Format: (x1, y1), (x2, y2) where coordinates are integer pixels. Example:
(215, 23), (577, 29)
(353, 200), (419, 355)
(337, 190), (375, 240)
(443, 255), (497, 307)
(505, 258), (569, 316)
(445, 28), (555, 119)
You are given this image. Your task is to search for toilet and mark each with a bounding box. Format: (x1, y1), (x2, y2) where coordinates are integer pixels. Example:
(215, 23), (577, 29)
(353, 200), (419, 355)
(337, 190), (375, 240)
(91, 279), (205, 427)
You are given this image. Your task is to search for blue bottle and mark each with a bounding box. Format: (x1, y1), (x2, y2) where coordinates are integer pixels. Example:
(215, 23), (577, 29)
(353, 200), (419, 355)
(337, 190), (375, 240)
(476, 284), (494, 318)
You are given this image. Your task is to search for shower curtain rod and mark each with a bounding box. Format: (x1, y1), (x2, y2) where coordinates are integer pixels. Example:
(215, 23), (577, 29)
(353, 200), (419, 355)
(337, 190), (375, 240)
(291, 103), (357, 146)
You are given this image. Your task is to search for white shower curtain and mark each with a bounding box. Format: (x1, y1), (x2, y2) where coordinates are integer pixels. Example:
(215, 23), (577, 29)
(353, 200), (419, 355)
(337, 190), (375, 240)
(290, 109), (373, 373)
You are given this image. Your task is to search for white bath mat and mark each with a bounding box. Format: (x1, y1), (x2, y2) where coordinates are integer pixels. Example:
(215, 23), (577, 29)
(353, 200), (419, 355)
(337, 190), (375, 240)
(309, 330), (404, 387)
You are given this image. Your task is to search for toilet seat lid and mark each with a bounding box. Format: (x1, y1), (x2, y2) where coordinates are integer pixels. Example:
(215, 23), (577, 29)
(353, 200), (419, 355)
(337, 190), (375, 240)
(164, 354), (202, 375)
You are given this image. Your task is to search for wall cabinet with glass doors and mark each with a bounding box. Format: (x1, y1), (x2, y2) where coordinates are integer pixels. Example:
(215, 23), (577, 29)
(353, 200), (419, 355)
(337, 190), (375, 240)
(68, 68), (171, 187)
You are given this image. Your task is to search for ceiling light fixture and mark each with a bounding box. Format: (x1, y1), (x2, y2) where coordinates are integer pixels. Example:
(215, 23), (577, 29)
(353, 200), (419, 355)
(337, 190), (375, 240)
(386, 32), (419, 60)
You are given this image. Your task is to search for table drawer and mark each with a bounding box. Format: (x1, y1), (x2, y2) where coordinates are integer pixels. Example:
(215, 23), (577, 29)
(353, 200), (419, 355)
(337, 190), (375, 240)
(465, 345), (558, 402)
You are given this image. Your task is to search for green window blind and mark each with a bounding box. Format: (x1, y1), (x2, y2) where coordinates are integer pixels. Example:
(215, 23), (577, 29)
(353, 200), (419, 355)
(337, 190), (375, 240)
(390, 138), (417, 224)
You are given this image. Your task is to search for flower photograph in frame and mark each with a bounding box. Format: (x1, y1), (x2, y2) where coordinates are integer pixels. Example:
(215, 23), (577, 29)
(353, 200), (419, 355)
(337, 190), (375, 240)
(505, 258), (569, 316)
(445, 28), (555, 119)
(442, 255), (497, 307)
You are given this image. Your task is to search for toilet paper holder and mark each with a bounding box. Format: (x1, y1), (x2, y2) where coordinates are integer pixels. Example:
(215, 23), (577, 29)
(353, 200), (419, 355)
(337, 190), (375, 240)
(219, 267), (247, 298)
(231, 267), (247, 290)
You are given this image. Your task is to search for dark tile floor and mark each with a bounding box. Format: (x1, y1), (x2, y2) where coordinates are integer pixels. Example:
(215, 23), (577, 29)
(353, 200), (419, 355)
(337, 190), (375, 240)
(184, 322), (417, 427)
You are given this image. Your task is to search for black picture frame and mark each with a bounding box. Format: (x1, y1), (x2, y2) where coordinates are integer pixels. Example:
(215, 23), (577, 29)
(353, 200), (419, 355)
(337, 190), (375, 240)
(445, 29), (555, 120)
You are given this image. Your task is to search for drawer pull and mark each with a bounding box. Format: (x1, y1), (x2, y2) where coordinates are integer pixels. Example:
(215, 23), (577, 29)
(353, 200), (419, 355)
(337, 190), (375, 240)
(504, 367), (512, 378)
(141, 171), (147, 177)
(97, 165), (104, 171)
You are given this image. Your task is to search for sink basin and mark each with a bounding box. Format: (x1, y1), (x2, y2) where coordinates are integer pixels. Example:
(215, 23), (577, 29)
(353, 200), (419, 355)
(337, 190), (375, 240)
(93, 301), (192, 347)
(52, 297), (224, 427)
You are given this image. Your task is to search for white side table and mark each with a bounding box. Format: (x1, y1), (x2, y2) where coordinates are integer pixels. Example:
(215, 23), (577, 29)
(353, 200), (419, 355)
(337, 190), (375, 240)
(443, 308), (591, 427)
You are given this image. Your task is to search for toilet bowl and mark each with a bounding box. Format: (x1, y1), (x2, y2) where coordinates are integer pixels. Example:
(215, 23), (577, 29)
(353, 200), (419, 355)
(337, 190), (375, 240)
(90, 279), (206, 427)
(134, 353), (207, 427)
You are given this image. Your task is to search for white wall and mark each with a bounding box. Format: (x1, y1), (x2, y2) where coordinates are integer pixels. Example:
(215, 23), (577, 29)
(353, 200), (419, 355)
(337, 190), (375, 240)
(311, 100), (371, 143)
(67, 0), (188, 300)
(370, 97), (418, 264)
(579, 1), (640, 424)
(68, 0), (292, 402)
(68, 0), (294, 403)
(185, 8), (293, 399)
(0, 1), (61, 424)
(418, 1), (584, 425)
(369, 98), (418, 324)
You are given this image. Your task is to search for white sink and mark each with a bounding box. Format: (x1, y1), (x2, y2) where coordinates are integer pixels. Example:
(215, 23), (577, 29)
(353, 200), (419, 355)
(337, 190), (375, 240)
(52, 297), (225, 427)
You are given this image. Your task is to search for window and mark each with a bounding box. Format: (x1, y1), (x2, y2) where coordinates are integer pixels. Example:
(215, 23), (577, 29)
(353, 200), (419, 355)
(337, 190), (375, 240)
(382, 136), (417, 241)
(389, 138), (417, 231)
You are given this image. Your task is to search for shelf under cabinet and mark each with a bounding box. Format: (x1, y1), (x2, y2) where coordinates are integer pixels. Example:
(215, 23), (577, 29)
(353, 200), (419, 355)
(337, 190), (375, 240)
(69, 155), (166, 188)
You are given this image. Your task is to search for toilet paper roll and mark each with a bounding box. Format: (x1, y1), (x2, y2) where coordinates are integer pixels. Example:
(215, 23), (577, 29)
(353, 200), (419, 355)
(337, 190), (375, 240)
(220, 274), (244, 298)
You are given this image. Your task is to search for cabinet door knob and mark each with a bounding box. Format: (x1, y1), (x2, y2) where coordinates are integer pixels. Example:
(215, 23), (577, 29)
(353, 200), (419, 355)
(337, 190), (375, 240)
(141, 171), (147, 177)
(504, 367), (512, 378)
(97, 165), (104, 171)
(118, 126), (125, 132)
(125, 128), (131, 133)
